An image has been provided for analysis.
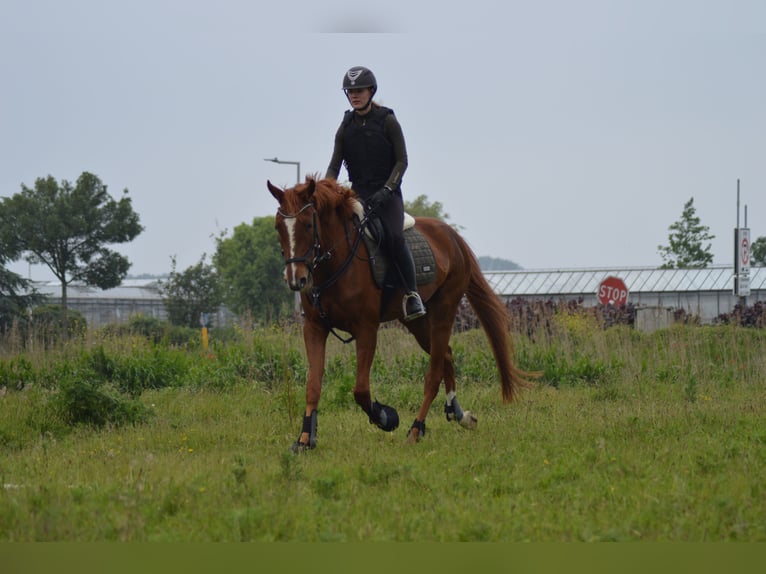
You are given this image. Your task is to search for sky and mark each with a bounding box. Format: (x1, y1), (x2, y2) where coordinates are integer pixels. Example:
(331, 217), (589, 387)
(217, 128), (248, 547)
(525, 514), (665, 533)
(1, 0), (764, 281)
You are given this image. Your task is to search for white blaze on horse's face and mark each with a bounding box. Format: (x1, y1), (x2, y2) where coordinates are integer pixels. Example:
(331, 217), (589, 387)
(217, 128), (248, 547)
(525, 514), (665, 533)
(268, 180), (315, 292)
(282, 216), (304, 289)
(274, 206), (314, 292)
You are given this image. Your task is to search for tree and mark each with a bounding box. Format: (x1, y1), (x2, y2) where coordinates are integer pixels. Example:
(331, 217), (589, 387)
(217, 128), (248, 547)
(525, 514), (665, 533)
(1, 223), (45, 332)
(404, 194), (462, 231)
(214, 217), (293, 321)
(751, 236), (766, 267)
(0, 173), (144, 312)
(478, 255), (521, 271)
(158, 255), (223, 328)
(657, 197), (715, 268)
(0, 262), (45, 333)
(404, 194), (450, 219)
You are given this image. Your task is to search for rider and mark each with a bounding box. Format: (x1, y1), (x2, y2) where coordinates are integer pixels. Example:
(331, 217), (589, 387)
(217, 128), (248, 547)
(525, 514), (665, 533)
(325, 65), (426, 321)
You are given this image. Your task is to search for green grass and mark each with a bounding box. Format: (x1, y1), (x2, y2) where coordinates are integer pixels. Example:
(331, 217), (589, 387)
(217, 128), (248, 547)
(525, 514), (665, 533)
(0, 322), (765, 541)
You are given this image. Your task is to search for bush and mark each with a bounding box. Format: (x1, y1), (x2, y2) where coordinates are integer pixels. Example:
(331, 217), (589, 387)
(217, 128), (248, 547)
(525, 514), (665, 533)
(100, 315), (199, 346)
(86, 344), (190, 397)
(50, 374), (152, 428)
(454, 297), (637, 338)
(16, 305), (87, 346)
(0, 356), (36, 390)
(715, 302), (766, 327)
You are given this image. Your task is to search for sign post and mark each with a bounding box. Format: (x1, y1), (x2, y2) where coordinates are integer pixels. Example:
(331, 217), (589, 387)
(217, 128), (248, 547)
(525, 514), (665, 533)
(200, 312), (210, 351)
(597, 276), (629, 306)
(733, 179), (750, 301)
(734, 227), (750, 298)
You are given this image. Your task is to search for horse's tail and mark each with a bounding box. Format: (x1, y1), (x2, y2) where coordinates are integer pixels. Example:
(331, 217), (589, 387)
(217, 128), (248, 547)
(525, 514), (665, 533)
(461, 242), (537, 402)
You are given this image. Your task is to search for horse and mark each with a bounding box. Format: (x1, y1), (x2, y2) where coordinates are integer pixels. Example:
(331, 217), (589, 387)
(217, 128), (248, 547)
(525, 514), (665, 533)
(267, 177), (535, 450)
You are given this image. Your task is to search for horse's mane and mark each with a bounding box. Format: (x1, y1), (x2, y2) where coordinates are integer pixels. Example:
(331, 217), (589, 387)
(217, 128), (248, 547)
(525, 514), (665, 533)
(286, 177), (359, 220)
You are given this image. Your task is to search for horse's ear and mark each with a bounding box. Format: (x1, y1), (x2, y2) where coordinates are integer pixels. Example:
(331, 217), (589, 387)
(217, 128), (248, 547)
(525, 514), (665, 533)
(267, 180), (284, 203)
(306, 179), (316, 199)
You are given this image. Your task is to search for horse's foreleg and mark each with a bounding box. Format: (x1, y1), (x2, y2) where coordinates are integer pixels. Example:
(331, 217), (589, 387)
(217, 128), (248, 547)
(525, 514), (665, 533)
(353, 328), (400, 432)
(292, 321), (328, 452)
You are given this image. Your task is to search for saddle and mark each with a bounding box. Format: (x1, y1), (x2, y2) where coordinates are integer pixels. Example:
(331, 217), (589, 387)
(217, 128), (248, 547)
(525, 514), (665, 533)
(352, 201), (437, 290)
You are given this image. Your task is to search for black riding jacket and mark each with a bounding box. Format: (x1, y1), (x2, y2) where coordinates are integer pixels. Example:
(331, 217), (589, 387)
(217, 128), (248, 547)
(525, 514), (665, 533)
(325, 105), (408, 199)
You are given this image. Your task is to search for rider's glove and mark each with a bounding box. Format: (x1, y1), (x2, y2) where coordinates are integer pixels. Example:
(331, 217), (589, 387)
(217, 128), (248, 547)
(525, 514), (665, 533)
(365, 186), (393, 214)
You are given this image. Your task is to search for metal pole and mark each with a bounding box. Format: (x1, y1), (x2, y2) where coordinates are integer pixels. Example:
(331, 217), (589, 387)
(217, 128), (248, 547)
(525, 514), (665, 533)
(264, 157), (301, 186)
(737, 178), (740, 229)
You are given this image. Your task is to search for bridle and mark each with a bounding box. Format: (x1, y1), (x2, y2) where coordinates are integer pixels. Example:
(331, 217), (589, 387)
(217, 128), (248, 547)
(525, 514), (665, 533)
(277, 200), (370, 343)
(278, 202), (329, 271)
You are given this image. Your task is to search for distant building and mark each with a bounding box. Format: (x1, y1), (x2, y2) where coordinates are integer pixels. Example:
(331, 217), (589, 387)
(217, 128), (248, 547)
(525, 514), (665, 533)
(32, 279), (234, 328)
(30, 265), (765, 328)
(484, 265), (765, 324)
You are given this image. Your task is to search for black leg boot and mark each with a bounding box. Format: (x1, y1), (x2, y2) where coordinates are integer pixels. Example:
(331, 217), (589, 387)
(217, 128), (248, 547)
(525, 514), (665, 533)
(395, 246), (426, 321)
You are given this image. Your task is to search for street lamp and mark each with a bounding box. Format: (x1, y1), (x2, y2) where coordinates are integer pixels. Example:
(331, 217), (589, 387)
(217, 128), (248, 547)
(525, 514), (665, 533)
(264, 157), (303, 314)
(264, 157), (301, 186)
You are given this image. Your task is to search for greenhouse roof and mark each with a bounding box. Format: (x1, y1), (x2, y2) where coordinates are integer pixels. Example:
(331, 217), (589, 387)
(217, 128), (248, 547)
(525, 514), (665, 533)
(32, 278), (163, 300)
(28, 267), (766, 301)
(484, 265), (765, 296)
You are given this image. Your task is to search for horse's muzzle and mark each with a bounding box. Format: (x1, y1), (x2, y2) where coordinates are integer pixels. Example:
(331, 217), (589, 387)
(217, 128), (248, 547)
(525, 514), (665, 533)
(285, 263), (312, 292)
(288, 275), (310, 291)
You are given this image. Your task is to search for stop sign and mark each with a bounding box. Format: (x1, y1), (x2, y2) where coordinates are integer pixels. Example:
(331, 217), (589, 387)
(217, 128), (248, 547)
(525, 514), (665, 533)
(597, 276), (629, 306)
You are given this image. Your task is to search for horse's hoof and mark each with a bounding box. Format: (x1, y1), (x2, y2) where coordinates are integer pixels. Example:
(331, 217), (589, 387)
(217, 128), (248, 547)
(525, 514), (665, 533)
(407, 419), (426, 443)
(290, 411), (318, 453)
(370, 400), (400, 432)
(459, 411), (478, 430)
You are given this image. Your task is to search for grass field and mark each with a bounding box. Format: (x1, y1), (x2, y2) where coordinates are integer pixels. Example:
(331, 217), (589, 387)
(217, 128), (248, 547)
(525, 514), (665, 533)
(1, 319), (765, 542)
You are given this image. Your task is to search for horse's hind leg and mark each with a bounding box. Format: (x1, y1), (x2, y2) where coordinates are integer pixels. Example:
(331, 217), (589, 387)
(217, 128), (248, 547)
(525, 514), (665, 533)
(442, 346), (478, 430)
(404, 319), (454, 443)
(407, 318), (477, 439)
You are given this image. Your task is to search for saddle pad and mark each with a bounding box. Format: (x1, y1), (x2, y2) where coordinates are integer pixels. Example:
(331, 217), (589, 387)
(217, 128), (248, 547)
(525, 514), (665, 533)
(363, 226), (437, 289)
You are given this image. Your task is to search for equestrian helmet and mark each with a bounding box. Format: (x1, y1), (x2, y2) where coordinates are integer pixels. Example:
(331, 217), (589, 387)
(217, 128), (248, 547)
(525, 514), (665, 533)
(343, 66), (377, 92)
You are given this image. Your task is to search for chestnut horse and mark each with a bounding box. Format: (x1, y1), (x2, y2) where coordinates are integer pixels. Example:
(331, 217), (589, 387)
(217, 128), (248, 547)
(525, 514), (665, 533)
(268, 177), (533, 450)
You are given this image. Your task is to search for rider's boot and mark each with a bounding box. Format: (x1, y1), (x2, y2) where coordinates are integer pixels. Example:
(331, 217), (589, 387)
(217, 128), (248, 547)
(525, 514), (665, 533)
(394, 236), (426, 322)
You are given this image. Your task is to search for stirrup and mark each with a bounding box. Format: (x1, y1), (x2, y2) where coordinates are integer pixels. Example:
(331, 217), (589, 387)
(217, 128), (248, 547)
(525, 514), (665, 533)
(402, 292), (426, 322)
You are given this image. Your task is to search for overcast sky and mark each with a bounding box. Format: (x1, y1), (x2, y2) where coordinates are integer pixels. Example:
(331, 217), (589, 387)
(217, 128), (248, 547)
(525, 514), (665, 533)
(1, 0), (764, 281)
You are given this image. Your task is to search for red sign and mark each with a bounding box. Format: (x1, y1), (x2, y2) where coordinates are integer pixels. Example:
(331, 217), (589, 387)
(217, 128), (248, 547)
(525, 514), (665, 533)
(597, 276), (629, 306)
(741, 236), (750, 267)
